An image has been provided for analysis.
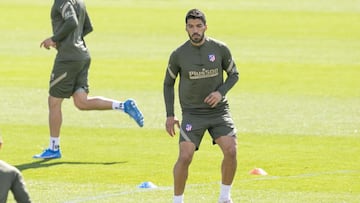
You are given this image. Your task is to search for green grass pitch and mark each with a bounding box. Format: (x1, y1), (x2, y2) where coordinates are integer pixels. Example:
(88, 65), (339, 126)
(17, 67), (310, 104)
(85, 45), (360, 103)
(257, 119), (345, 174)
(0, 0), (359, 202)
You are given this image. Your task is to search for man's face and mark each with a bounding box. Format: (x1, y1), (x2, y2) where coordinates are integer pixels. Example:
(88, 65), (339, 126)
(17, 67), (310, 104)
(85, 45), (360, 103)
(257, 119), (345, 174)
(186, 18), (207, 44)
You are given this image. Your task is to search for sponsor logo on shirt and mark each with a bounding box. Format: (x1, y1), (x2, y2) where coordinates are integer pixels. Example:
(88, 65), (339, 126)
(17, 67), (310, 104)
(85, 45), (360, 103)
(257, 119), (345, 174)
(189, 68), (218, 79)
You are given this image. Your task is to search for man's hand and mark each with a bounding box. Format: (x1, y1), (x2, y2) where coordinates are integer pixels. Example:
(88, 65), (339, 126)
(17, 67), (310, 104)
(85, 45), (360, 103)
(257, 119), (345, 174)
(165, 116), (180, 137)
(40, 38), (57, 50)
(204, 91), (222, 108)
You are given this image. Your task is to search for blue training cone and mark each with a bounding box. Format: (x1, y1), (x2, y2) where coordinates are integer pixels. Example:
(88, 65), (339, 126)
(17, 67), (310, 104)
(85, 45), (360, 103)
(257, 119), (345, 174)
(138, 181), (157, 189)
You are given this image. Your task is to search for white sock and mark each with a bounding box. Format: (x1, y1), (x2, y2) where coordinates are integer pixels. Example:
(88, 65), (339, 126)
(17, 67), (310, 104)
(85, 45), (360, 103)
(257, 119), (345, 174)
(219, 184), (232, 201)
(112, 101), (124, 111)
(173, 194), (184, 203)
(49, 137), (60, 151)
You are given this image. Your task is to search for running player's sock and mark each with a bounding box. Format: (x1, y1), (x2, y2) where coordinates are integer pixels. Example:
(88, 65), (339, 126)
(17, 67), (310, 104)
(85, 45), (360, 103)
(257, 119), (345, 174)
(112, 101), (124, 111)
(219, 184), (232, 201)
(173, 194), (184, 203)
(49, 137), (60, 151)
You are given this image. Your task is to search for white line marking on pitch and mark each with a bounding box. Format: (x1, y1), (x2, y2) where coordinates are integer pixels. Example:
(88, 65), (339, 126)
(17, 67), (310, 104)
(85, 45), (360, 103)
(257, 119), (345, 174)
(65, 169), (359, 202)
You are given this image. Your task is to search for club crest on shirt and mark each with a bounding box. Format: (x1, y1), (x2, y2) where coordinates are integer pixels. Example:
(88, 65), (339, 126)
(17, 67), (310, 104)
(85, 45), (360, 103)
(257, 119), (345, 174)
(185, 124), (192, 131)
(208, 54), (216, 62)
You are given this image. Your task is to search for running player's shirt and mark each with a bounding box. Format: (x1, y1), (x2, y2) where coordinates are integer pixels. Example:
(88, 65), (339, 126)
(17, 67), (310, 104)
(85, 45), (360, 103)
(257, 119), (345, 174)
(164, 37), (239, 116)
(51, 0), (93, 61)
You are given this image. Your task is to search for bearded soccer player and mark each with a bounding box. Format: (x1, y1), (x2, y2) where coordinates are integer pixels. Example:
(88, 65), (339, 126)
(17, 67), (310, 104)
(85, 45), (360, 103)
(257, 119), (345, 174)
(163, 8), (239, 203)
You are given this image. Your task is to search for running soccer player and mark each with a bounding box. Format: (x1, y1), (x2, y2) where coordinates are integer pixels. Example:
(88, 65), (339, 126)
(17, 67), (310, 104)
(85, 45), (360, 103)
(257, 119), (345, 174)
(34, 0), (144, 159)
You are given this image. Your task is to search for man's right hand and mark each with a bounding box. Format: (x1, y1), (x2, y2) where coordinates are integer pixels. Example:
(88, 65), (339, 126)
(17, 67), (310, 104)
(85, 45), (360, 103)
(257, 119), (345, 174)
(165, 116), (180, 137)
(40, 37), (57, 50)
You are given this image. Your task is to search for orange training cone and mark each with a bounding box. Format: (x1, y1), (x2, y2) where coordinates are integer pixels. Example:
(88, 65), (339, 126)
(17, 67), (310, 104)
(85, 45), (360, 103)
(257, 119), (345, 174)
(249, 168), (268, 175)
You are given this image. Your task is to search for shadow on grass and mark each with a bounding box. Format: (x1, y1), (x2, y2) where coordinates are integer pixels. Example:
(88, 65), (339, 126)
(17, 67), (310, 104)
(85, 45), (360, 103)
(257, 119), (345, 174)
(15, 159), (127, 171)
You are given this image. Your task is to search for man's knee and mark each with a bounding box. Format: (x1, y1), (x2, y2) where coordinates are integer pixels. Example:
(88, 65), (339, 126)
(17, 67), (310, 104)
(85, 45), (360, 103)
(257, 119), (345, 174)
(177, 141), (196, 165)
(178, 153), (193, 165)
(72, 90), (89, 110)
(218, 136), (237, 158)
(224, 144), (237, 159)
(48, 96), (63, 109)
(74, 101), (87, 110)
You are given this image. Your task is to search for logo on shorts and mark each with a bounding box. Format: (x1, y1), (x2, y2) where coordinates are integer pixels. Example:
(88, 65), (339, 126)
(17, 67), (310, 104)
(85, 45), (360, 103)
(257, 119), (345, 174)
(185, 124), (192, 131)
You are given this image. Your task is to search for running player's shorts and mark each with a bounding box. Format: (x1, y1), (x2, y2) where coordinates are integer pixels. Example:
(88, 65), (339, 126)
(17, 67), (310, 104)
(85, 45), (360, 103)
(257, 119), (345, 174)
(49, 58), (90, 98)
(179, 110), (237, 150)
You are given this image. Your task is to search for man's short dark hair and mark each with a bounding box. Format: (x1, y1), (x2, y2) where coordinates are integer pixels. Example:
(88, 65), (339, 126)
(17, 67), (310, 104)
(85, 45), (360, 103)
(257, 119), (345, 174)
(185, 9), (206, 25)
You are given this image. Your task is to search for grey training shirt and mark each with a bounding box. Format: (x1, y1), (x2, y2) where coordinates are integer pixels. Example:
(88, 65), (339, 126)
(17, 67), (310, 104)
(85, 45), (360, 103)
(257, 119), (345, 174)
(164, 37), (239, 116)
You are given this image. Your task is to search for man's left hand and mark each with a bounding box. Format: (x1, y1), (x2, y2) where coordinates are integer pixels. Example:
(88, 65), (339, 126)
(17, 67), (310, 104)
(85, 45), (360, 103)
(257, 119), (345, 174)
(204, 91), (222, 108)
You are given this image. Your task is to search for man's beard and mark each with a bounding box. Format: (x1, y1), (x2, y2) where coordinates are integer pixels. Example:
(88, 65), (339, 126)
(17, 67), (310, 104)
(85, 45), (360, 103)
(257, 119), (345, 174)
(189, 33), (204, 44)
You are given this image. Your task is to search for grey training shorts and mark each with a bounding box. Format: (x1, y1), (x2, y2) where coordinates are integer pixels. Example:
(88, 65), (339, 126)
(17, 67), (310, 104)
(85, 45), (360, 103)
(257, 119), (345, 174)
(179, 110), (237, 150)
(49, 58), (90, 98)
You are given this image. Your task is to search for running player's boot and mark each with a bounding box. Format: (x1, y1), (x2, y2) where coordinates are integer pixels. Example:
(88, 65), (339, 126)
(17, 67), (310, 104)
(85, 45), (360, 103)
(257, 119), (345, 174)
(33, 148), (62, 159)
(124, 99), (144, 127)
